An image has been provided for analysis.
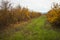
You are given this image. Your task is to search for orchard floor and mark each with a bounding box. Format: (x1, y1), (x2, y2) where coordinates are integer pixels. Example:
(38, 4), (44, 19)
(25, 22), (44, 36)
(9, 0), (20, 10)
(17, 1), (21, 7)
(0, 15), (60, 40)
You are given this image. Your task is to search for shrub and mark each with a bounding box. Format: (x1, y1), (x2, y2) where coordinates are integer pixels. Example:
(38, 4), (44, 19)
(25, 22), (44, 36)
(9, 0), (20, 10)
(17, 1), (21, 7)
(47, 3), (60, 27)
(0, 0), (41, 28)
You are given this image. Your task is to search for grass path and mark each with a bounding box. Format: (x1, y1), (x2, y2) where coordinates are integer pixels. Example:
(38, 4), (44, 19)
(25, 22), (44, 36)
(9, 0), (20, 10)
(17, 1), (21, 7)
(0, 15), (60, 40)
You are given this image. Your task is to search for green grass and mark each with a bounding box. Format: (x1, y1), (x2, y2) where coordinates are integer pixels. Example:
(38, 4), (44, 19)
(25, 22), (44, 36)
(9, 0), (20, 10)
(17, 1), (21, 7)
(0, 15), (60, 40)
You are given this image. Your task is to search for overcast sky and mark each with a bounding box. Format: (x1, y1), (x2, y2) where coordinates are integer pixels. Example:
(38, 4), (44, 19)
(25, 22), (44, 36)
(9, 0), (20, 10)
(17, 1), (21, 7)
(0, 0), (60, 13)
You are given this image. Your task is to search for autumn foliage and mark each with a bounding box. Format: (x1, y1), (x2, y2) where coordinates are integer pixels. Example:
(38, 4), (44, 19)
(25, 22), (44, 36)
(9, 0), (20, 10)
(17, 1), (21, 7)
(47, 3), (60, 27)
(0, 0), (41, 27)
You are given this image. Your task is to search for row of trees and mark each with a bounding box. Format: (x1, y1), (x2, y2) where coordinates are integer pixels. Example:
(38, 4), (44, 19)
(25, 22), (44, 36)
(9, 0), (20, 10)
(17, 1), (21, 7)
(0, 0), (41, 27)
(47, 3), (60, 27)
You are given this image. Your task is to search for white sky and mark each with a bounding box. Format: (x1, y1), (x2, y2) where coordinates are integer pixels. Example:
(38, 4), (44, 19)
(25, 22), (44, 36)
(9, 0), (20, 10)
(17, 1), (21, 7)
(0, 0), (60, 13)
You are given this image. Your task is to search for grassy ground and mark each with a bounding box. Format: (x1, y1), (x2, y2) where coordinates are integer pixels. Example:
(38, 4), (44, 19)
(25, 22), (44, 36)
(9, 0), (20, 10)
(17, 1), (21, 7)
(0, 15), (60, 40)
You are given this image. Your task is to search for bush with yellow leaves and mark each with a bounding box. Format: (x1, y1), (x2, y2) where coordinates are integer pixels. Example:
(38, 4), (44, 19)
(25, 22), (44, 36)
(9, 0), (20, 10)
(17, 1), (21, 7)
(47, 3), (60, 27)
